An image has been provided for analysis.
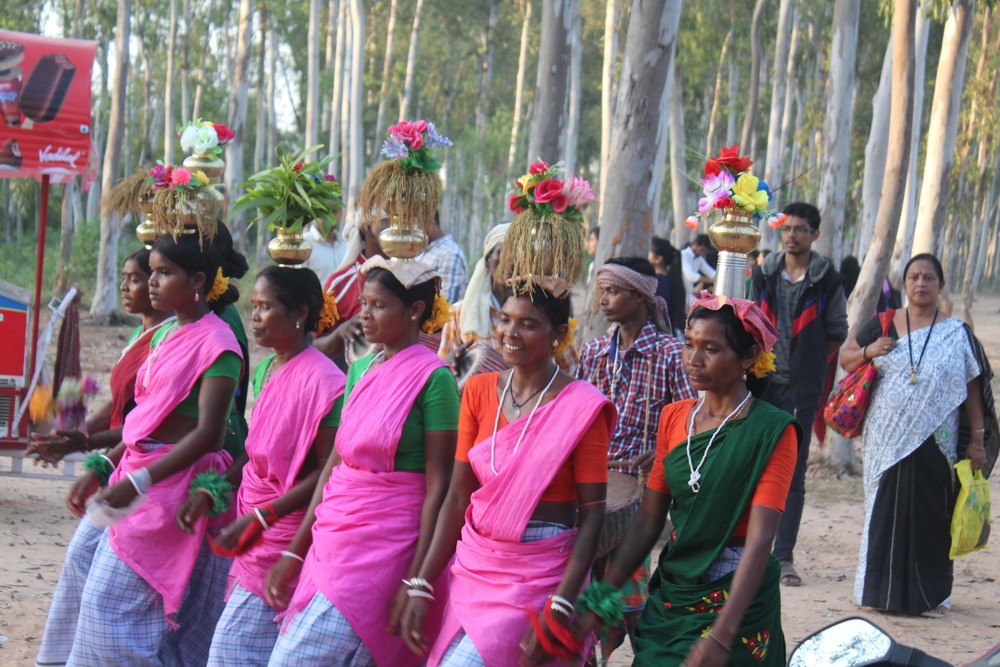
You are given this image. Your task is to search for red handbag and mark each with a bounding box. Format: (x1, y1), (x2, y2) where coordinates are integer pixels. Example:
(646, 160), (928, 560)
(824, 310), (894, 438)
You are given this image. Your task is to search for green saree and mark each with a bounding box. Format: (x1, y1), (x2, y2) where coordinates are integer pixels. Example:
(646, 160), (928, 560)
(633, 400), (799, 666)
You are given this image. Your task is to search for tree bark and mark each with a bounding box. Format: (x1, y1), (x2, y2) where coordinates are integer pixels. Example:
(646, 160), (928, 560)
(527, 0), (574, 164)
(814, 0), (860, 263)
(669, 52), (688, 247)
(305, 0), (321, 151)
(911, 0), (976, 256)
(91, 0), (131, 321)
(598, 0), (619, 217)
(346, 0), (365, 215)
(470, 2), (497, 252)
(704, 30), (732, 156)
(778, 11), (800, 169)
(163, 0), (178, 164)
(651, 53), (672, 238)
(563, 0), (582, 177)
(180, 0), (191, 123)
(255, 6), (269, 265)
(726, 61), (738, 144)
(329, 0), (344, 167)
(224, 0), (254, 251)
(889, 2), (931, 285)
(759, 0), (794, 252)
(373, 0), (398, 155)
(399, 0), (425, 122)
(581, 0), (683, 341)
(856, 37), (892, 259)
(739, 0), (766, 151)
(506, 0), (533, 180)
(846, 0), (915, 336)
(340, 3), (352, 187)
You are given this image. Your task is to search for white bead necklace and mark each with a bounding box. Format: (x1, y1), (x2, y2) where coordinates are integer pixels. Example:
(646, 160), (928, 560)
(685, 392), (752, 493)
(490, 365), (560, 475)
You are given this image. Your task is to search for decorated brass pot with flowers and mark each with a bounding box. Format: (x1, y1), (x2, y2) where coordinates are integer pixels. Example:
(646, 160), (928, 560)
(179, 119), (235, 185)
(358, 120), (452, 259)
(147, 164), (223, 240)
(691, 145), (776, 298)
(501, 161), (596, 297)
(230, 146), (344, 266)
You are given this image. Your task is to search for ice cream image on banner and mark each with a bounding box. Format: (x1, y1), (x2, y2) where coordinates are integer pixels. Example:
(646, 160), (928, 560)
(0, 138), (22, 170)
(21, 53), (76, 123)
(0, 39), (26, 127)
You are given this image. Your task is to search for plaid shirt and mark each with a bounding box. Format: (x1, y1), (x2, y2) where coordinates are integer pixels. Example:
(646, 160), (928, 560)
(417, 234), (468, 303)
(576, 321), (695, 476)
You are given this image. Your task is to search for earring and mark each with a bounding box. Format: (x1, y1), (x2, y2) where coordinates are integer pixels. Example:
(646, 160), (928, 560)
(552, 340), (559, 348)
(194, 290), (200, 303)
(295, 321), (301, 329)
(741, 372), (748, 381)
(411, 315), (417, 321)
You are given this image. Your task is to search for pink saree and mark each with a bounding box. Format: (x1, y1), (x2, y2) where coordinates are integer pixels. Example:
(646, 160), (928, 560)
(287, 344), (448, 666)
(110, 312), (242, 623)
(230, 346), (346, 604)
(429, 380), (615, 667)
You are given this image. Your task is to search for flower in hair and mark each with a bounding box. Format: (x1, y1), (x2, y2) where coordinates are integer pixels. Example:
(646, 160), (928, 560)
(552, 318), (577, 358)
(422, 293), (453, 334)
(317, 291), (341, 334)
(748, 349), (776, 378)
(206, 267), (229, 302)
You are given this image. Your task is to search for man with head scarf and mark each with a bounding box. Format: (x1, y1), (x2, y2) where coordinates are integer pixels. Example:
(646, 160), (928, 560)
(575, 256), (696, 660)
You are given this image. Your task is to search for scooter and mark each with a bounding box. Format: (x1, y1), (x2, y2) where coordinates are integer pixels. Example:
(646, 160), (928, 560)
(787, 616), (1000, 666)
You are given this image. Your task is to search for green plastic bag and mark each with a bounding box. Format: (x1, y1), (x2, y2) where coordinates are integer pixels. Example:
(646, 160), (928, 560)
(950, 459), (991, 559)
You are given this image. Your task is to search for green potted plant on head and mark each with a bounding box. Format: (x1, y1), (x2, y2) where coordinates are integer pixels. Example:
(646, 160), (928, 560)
(229, 146), (344, 266)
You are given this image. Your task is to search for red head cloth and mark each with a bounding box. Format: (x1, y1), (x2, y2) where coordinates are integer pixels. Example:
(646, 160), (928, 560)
(690, 292), (778, 352)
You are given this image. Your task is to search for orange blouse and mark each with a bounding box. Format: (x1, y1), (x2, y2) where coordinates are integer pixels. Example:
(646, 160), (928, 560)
(646, 399), (798, 537)
(456, 373), (609, 502)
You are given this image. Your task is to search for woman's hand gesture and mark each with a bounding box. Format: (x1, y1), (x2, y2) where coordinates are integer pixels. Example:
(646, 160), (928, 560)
(263, 554), (303, 610)
(399, 596), (431, 656)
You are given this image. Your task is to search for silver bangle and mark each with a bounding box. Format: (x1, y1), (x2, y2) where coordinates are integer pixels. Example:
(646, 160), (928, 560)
(125, 467), (152, 495)
(403, 577), (435, 594)
(405, 588), (435, 601)
(253, 507), (270, 530)
(279, 550), (304, 563)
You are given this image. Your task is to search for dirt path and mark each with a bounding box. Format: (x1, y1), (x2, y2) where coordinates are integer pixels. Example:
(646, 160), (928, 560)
(3, 295), (1000, 666)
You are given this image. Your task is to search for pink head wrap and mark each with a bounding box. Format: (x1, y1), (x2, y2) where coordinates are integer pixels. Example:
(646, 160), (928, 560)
(596, 263), (670, 331)
(689, 293), (777, 352)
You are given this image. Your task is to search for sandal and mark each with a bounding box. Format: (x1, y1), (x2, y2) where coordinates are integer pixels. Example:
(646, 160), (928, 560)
(779, 561), (802, 587)
(920, 605), (947, 619)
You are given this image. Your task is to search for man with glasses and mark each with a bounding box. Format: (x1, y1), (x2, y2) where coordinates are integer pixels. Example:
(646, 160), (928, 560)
(750, 201), (848, 587)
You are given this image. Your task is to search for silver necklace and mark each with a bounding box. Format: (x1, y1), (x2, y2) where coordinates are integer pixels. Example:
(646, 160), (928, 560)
(490, 366), (560, 475)
(685, 392), (752, 493)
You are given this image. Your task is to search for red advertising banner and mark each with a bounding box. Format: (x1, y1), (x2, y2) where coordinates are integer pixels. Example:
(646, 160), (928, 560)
(0, 30), (97, 183)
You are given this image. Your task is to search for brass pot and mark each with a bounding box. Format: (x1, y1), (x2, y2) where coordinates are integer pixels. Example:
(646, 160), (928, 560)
(135, 196), (157, 248)
(268, 226), (313, 266)
(183, 152), (226, 185)
(708, 208), (761, 254)
(378, 216), (428, 259)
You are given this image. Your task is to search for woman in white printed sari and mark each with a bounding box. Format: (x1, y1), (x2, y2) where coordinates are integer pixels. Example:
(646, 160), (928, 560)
(840, 253), (999, 617)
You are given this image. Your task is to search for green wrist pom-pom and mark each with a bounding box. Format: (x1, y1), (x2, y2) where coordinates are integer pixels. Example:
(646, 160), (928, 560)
(83, 453), (114, 486)
(578, 580), (625, 627)
(189, 471), (234, 516)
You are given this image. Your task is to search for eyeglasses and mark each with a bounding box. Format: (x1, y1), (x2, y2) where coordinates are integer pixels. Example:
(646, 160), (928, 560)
(779, 225), (813, 236)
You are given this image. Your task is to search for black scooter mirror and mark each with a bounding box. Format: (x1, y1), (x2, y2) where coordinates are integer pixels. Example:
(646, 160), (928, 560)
(788, 617), (893, 667)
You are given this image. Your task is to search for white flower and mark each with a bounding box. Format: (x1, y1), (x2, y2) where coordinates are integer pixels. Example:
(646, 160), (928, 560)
(181, 124), (219, 154)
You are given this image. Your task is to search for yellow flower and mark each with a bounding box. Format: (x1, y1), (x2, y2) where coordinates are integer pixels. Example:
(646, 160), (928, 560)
(422, 293), (453, 334)
(748, 349), (776, 378)
(516, 174), (538, 195)
(552, 317), (577, 358)
(732, 173), (769, 213)
(317, 291), (340, 334)
(193, 170), (210, 185)
(29, 384), (54, 423)
(206, 267), (229, 302)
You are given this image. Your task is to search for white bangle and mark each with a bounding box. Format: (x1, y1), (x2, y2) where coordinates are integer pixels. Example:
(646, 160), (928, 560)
(125, 467), (152, 495)
(405, 588), (435, 601)
(551, 595), (575, 612)
(403, 577), (435, 594)
(99, 454), (116, 470)
(280, 550), (305, 563)
(253, 507), (270, 530)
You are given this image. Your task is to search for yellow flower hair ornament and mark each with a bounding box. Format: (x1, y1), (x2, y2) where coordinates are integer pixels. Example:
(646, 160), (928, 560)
(748, 349), (776, 378)
(317, 291), (341, 335)
(552, 317), (577, 358)
(422, 293), (453, 334)
(206, 267), (229, 303)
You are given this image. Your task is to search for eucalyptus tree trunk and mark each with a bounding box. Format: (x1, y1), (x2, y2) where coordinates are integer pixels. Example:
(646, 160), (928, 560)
(339, 3), (352, 186)
(163, 0), (178, 163)
(563, 0), (582, 177)
(778, 12), (800, 168)
(726, 62), (738, 144)
(305, 0), (321, 151)
(329, 0), (344, 168)
(856, 38), (892, 259)
(911, 0), (976, 256)
(847, 0), (915, 335)
(346, 0), (365, 215)
(581, 0), (683, 341)
(759, 0), (794, 251)
(527, 0), (574, 165)
(814, 0), (860, 264)
(91, 0), (131, 322)
(373, 0), (398, 154)
(704, 30), (732, 156)
(506, 0), (533, 180)
(470, 2), (497, 251)
(224, 0), (254, 251)
(180, 0), (191, 122)
(651, 60), (671, 237)
(739, 0), (766, 151)
(669, 53), (688, 247)
(890, 3), (931, 286)
(254, 8), (269, 265)
(399, 0), (425, 122)
(598, 0), (619, 216)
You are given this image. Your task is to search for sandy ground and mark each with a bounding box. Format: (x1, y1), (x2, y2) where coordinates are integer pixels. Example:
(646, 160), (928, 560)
(2, 296), (999, 666)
